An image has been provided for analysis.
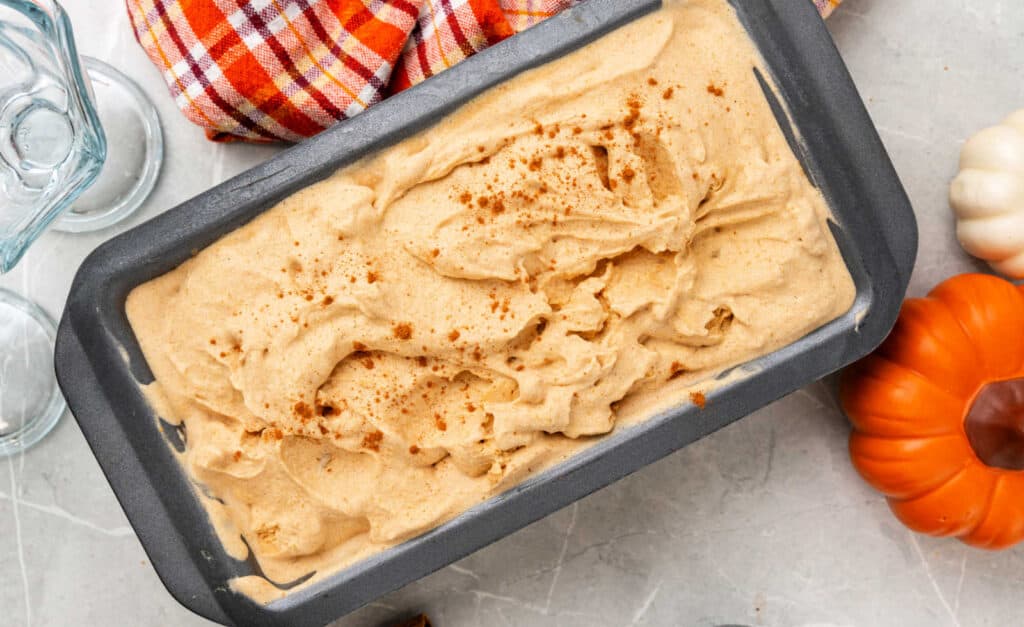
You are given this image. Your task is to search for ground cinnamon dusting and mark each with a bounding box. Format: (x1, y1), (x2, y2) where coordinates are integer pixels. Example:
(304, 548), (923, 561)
(362, 429), (383, 451)
(669, 361), (688, 380)
(690, 391), (707, 409)
(393, 323), (413, 340)
(707, 83), (724, 97)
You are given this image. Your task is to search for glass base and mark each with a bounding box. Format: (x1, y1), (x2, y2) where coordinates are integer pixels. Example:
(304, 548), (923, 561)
(0, 288), (65, 456)
(53, 57), (163, 233)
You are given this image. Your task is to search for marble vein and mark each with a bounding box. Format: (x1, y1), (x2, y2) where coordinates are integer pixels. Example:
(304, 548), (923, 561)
(953, 552), (967, 618)
(627, 579), (663, 627)
(472, 590), (548, 614)
(543, 502), (578, 614)
(761, 427), (776, 485)
(0, 489), (132, 537)
(908, 531), (962, 627)
(448, 563), (482, 581)
(8, 454), (31, 627)
(875, 125), (931, 146)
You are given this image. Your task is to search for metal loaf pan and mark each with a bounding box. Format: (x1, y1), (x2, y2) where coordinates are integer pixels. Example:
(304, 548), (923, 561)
(54, 0), (917, 624)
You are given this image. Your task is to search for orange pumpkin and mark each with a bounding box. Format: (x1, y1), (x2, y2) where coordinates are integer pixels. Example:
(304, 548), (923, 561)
(841, 273), (1024, 549)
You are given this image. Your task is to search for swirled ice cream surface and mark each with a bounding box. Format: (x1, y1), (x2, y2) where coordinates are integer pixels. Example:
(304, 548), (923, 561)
(127, 0), (855, 601)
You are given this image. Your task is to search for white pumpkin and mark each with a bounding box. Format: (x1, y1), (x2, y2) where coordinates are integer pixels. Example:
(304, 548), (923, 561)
(950, 109), (1024, 278)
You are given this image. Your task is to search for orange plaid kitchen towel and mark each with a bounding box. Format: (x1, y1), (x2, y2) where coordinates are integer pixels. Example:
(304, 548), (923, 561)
(127, 0), (842, 143)
(389, 0), (581, 92)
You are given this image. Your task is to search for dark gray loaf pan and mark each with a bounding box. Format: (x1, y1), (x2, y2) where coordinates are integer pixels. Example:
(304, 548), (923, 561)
(54, 0), (916, 625)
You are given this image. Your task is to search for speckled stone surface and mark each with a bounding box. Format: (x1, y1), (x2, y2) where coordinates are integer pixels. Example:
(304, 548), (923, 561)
(2, 1), (1022, 625)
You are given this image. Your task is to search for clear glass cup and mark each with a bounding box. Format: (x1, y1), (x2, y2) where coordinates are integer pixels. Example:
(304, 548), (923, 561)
(0, 0), (163, 455)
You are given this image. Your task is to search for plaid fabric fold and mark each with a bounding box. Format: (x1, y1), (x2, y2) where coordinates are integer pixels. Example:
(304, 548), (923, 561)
(127, 0), (842, 143)
(389, 0), (517, 93)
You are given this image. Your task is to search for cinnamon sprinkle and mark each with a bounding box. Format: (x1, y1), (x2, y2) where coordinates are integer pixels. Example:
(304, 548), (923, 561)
(669, 361), (688, 380)
(362, 429), (383, 451)
(690, 391), (707, 409)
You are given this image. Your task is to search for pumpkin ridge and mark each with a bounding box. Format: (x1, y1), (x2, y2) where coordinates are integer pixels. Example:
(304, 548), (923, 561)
(960, 465), (1001, 541)
(934, 275), (1024, 376)
(851, 356), (967, 403)
(966, 474), (1024, 549)
(847, 360), (969, 417)
(889, 464), (993, 537)
(849, 434), (975, 500)
(847, 430), (963, 444)
(931, 280), (985, 340)
(880, 361), (969, 403)
(924, 295), (988, 377)
(878, 298), (982, 396)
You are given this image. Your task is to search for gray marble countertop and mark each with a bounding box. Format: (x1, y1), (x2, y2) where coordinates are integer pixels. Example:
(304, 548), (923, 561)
(2, 1), (1022, 625)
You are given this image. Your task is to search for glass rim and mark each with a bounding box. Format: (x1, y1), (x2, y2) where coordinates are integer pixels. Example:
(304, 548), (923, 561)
(0, 287), (66, 456)
(52, 57), (164, 233)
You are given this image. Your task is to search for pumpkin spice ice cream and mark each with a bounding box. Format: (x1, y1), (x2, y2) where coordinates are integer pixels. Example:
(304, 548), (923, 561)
(127, 0), (855, 600)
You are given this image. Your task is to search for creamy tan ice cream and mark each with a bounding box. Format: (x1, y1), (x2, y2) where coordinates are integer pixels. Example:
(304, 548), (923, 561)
(127, 0), (855, 601)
